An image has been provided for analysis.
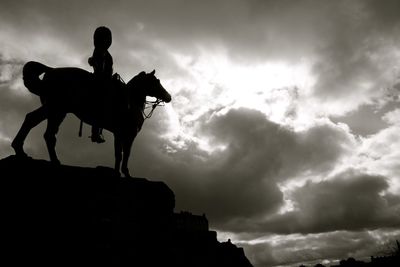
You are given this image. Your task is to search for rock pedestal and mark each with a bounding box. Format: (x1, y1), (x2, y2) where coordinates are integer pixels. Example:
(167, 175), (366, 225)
(1, 156), (252, 267)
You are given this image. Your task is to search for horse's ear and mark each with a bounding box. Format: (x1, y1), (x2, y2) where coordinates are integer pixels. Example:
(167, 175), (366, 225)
(150, 69), (155, 75)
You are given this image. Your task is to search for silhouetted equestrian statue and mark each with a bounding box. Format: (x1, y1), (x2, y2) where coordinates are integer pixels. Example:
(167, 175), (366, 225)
(11, 61), (171, 177)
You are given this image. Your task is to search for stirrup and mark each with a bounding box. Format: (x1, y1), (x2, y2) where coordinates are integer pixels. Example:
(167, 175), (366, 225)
(90, 134), (106, 144)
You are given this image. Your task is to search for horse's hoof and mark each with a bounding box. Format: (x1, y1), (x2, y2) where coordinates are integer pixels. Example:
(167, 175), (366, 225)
(11, 140), (19, 150)
(11, 142), (29, 159)
(122, 168), (131, 178)
(50, 159), (61, 166)
(15, 153), (31, 160)
(13, 150), (30, 159)
(114, 170), (121, 178)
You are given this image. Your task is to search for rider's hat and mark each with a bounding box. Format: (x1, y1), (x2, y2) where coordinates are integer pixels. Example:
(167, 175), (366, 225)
(94, 26), (112, 49)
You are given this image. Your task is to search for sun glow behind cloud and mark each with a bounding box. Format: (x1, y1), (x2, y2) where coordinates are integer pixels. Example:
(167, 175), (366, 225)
(173, 50), (315, 118)
(163, 50), (317, 153)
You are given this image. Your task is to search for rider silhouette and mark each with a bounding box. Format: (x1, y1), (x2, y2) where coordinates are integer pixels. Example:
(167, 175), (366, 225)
(88, 26), (113, 143)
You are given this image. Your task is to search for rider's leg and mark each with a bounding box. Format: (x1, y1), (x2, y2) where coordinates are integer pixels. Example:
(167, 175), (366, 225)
(91, 80), (107, 144)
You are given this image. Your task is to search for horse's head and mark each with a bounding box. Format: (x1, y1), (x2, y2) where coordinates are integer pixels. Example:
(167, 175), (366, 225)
(127, 70), (171, 103)
(146, 70), (172, 103)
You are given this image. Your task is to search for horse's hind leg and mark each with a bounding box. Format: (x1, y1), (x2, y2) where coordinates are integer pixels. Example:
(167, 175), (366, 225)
(12, 106), (48, 157)
(43, 113), (66, 164)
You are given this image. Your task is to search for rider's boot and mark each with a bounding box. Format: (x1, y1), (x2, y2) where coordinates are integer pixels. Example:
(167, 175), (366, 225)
(91, 127), (105, 143)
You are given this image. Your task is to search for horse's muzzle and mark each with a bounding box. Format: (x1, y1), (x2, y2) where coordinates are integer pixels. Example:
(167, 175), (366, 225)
(164, 92), (172, 103)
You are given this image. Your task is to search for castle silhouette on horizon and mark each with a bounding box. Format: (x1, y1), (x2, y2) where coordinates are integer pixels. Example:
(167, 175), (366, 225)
(298, 240), (399, 267)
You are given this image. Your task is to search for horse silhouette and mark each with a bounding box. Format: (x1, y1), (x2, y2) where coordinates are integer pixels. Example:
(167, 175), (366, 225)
(12, 61), (171, 177)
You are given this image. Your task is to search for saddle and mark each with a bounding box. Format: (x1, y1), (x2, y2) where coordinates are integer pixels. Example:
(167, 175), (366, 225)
(78, 73), (127, 137)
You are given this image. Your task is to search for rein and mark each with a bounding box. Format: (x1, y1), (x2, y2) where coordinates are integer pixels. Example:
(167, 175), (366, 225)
(142, 99), (164, 119)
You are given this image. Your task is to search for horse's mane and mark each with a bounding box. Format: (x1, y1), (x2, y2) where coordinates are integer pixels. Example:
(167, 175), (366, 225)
(124, 71), (148, 111)
(126, 71), (146, 88)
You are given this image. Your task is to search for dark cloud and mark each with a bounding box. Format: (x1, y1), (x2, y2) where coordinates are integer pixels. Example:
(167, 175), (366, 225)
(258, 170), (400, 234)
(330, 103), (393, 136)
(364, 0), (400, 31)
(202, 108), (354, 182)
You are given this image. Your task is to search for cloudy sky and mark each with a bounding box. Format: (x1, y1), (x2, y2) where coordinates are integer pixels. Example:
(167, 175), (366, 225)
(1, 0), (400, 266)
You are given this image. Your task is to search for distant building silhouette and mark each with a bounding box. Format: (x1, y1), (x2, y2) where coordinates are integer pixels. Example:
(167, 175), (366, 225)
(300, 242), (400, 267)
(173, 211), (209, 232)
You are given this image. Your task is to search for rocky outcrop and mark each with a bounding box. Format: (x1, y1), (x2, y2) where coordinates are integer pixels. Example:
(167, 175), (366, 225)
(1, 156), (252, 267)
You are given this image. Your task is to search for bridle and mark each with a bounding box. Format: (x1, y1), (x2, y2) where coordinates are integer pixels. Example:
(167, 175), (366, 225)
(142, 98), (165, 119)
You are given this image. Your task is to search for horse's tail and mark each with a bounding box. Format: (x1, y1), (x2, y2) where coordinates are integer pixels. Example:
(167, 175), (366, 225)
(23, 61), (52, 96)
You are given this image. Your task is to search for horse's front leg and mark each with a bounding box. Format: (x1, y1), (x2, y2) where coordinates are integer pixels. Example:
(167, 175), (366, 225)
(121, 136), (135, 178)
(114, 135), (122, 176)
